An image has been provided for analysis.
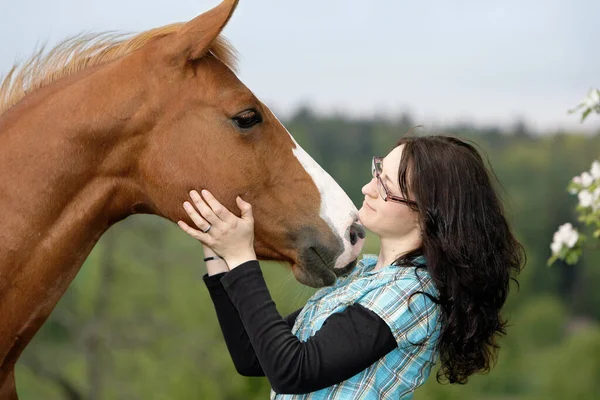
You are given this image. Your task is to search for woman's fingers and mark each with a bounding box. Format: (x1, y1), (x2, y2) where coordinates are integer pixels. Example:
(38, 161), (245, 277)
(236, 196), (254, 222)
(189, 190), (222, 225)
(183, 201), (211, 232)
(179, 190), (256, 263)
(177, 220), (212, 245)
(200, 189), (237, 223)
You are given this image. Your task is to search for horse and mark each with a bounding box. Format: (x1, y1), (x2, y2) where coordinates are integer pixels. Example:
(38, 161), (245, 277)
(0, 1), (366, 397)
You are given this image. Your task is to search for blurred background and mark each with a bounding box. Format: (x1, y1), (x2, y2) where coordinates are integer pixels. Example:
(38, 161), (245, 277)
(2, 0), (600, 399)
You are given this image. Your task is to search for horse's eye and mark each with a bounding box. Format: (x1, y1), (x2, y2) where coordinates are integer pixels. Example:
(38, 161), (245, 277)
(232, 109), (262, 130)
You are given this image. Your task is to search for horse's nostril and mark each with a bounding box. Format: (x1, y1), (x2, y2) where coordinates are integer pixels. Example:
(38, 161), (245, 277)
(349, 222), (365, 245)
(350, 230), (358, 245)
(356, 226), (366, 239)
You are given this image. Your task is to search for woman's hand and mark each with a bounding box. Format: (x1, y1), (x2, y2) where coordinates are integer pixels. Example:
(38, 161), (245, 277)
(177, 189), (256, 269)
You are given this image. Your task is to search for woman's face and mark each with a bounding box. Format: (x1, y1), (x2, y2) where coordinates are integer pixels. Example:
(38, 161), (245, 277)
(358, 145), (420, 239)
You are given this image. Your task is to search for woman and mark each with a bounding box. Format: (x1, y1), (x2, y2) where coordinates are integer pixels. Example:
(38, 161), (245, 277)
(178, 135), (525, 399)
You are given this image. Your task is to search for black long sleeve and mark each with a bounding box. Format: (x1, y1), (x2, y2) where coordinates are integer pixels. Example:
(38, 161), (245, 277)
(204, 261), (397, 394)
(204, 272), (300, 376)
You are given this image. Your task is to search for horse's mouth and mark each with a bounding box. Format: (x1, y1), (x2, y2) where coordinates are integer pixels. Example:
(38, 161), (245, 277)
(292, 249), (357, 288)
(291, 263), (335, 288)
(333, 258), (358, 277)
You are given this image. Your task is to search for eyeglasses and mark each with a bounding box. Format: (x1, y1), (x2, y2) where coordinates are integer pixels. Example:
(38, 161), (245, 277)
(372, 157), (418, 208)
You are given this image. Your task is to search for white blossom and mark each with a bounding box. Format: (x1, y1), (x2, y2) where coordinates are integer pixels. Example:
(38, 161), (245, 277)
(594, 187), (600, 211)
(583, 88), (600, 110)
(565, 230), (579, 248)
(557, 223), (574, 237)
(550, 240), (563, 254)
(551, 223), (579, 255)
(570, 163), (600, 195)
(591, 161), (600, 180)
(578, 190), (594, 208)
(581, 171), (594, 187)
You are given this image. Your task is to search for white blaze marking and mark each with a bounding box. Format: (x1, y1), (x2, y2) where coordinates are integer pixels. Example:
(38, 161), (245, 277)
(269, 109), (360, 268)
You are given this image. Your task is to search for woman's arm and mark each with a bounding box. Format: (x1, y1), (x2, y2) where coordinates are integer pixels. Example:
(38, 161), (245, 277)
(203, 268), (302, 376)
(221, 261), (397, 395)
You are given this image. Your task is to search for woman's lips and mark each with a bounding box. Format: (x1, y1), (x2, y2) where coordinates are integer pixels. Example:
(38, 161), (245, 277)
(363, 200), (375, 211)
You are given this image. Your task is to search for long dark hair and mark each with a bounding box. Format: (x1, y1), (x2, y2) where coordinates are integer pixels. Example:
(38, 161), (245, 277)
(394, 135), (525, 384)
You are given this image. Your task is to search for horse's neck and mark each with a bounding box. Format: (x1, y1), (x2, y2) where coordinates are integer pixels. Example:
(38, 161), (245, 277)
(0, 182), (122, 378)
(0, 95), (140, 371)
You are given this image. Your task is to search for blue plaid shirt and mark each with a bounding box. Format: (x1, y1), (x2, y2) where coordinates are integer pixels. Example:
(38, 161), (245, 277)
(271, 254), (440, 400)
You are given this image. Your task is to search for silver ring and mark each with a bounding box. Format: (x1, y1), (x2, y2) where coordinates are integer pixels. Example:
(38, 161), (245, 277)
(202, 225), (212, 234)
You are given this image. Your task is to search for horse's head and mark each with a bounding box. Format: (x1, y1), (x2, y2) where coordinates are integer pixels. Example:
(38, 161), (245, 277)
(111, 0), (364, 287)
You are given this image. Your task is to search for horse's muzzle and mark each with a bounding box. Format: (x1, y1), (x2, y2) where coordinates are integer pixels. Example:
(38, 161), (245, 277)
(293, 225), (359, 287)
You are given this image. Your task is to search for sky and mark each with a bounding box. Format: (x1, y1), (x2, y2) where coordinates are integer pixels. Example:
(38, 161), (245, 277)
(1, 0), (599, 133)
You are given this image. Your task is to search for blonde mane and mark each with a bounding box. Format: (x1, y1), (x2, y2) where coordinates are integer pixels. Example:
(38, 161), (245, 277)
(0, 23), (237, 115)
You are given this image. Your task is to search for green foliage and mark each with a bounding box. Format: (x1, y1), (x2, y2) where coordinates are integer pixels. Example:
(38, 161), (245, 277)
(537, 326), (600, 399)
(14, 112), (600, 399)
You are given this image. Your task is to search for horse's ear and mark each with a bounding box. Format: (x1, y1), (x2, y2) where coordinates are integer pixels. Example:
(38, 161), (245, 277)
(169, 0), (239, 62)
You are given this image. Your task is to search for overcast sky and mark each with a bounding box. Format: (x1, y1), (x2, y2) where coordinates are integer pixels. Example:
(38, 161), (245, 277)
(1, 0), (599, 133)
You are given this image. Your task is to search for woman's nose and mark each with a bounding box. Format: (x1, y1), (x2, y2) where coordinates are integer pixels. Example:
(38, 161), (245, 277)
(362, 177), (377, 197)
